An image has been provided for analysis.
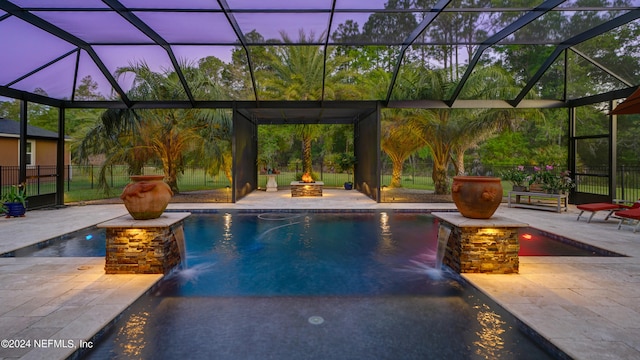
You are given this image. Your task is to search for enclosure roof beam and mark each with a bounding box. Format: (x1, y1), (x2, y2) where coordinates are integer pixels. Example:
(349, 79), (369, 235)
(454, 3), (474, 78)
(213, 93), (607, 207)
(446, 0), (563, 107)
(569, 48), (634, 87)
(0, 85), (64, 107)
(0, 0), (131, 107)
(103, 0), (196, 106)
(385, 0), (451, 105)
(321, 0), (337, 102)
(217, 0), (259, 103)
(511, 8), (640, 107)
(567, 87), (638, 108)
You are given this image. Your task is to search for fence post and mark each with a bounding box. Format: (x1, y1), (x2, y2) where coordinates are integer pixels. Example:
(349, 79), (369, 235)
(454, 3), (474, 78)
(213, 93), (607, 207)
(620, 165), (625, 200)
(37, 165), (41, 194)
(110, 165), (113, 187)
(412, 158), (415, 184)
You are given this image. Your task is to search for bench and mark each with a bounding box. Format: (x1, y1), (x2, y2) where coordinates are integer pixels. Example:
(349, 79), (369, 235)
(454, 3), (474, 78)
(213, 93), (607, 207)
(508, 191), (568, 213)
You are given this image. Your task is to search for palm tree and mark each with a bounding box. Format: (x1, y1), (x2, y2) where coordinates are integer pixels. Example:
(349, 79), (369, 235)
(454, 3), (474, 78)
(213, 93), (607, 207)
(371, 68), (427, 189)
(365, 60), (534, 194)
(259, 30), (357, 177)
(77, 61), (232, 194)
(395, 65), (532, 194)
(381, 110), (426, 188)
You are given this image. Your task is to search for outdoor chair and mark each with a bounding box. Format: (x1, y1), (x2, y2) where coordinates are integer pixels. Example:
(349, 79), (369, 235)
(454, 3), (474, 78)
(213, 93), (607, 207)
(576, 201), (639, 223)
(615, 207), (640, 233)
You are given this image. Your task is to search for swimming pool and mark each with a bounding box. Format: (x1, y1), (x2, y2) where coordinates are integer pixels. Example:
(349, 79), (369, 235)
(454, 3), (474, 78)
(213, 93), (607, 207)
(79, 211), (561, 359)
(4, 211), (618, 258)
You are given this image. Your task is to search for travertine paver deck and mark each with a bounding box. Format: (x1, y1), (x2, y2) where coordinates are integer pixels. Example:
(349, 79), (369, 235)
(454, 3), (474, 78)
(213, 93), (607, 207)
(0, 257), (161, 360)
(467, 205), (640, 360)
(1, 190), (640, 359)
(0, 205), (161, 360)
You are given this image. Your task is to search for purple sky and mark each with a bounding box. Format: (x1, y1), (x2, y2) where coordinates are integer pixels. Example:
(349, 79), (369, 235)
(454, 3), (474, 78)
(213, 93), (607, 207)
(1, 2), (388, 98)
(2, 1), (637, 100)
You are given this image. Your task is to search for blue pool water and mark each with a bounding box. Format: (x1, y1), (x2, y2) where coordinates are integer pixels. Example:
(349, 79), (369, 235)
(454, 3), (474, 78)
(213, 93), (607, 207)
(80, 212), (560, 359)
(4, 212), (617, 258)
(166, 212), (444, 297)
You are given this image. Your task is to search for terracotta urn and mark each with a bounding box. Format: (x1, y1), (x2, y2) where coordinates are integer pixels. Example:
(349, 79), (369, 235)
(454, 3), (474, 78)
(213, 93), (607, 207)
(120, 175), (173, 220)
(451, 176), (503, 219)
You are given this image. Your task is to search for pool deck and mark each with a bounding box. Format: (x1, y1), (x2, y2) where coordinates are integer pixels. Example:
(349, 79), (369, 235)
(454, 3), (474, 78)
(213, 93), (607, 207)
(1, 189), (640, 359)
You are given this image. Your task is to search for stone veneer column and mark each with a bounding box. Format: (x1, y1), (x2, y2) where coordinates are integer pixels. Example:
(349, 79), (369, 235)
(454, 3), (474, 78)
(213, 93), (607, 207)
(97, 212), (190, 274)
(432, 212), (528, 274)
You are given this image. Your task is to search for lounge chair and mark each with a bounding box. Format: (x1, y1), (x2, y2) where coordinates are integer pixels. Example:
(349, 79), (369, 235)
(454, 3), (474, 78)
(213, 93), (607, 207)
(576, 202), (636, 223)
(615, 208), (640, 233)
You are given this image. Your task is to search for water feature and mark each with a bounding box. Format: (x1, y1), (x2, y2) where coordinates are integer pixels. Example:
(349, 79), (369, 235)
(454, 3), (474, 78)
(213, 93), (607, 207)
(435, 223), (451, 271)
(80, 211), (561, 359)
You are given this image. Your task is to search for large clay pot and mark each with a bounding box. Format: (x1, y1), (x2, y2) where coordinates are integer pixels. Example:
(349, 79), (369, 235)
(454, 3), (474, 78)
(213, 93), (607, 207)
(120, 175), (173, 220)
(451, 176), (503, 219)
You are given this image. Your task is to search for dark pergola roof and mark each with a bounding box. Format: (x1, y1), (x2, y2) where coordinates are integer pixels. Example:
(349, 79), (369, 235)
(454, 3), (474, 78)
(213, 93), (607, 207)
(0, 0), (639, 117)
(236, 101), (379, 125)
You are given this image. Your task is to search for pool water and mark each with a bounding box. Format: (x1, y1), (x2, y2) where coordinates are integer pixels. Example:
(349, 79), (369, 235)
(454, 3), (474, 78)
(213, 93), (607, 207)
(81, 212), (560, 359)
(166, 212), (445, 297)
(4, 212), (617, 258)
(0, 226), (105, 257)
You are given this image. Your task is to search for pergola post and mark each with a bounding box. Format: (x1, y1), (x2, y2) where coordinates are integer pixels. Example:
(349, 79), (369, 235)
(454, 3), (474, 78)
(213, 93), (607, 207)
(609, 100), (618, 201)
(57, 107), (65, 206)
(19, 100), (28, 185)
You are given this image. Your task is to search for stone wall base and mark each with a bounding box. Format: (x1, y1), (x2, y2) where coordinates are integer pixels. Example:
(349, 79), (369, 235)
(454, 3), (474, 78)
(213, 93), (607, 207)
(443, 225), (520, 274)
(99, 213), (189, 274)
(433, 213), (526, 274)
(290, 181), (323, 197)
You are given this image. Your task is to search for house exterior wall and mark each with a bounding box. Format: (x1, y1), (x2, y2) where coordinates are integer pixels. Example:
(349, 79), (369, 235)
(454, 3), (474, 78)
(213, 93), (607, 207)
(0, 137), (70, 166)
(34, 140), (70, 166)
(0, 137), (70, 186)
(0, 137), (19, 166)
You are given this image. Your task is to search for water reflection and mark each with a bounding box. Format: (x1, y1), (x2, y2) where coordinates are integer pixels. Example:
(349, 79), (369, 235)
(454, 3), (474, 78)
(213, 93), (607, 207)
(377, 211), (394, 254)
(115, 311), (149, 358)
(473, 303), (507, 359)
(223, 212), (232, 242)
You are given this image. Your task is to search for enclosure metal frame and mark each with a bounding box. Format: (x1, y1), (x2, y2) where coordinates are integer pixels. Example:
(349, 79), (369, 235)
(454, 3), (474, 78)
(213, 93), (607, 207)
(0, 2), (638, 205)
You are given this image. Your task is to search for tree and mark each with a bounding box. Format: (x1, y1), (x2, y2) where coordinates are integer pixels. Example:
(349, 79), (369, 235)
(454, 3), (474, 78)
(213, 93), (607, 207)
(399, 65), (531, 194)
(77, 61), (232, 194)
(257, 30), (357, 177)
(381, 110), (426, 188)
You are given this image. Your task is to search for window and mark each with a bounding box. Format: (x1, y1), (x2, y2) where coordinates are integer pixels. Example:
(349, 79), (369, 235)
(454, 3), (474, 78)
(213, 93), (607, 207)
(26, 141), (33, 165)
(18, 141), (35, 166)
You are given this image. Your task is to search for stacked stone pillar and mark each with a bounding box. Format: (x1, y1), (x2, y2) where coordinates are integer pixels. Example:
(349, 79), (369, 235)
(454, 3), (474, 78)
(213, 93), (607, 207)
(432, 212), (527, 274)
(98, 212), (190, 274)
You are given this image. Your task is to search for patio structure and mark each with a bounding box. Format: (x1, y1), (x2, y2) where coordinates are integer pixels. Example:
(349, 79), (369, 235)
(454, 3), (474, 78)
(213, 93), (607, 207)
(0, 3), (639, 358)
(0, 2), (638, 206)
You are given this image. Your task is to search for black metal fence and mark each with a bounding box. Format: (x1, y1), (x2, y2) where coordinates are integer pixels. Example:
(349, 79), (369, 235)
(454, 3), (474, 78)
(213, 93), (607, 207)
(2, 163), (639, 203)
(0, 165), (58, 200)
(478, 164), (640, 203)
(0, 165), (232, 201)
